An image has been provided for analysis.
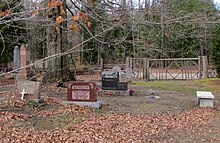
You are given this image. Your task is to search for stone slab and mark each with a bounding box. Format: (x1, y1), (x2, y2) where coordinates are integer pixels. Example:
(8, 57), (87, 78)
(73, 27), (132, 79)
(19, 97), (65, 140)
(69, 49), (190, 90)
(199, 99), (214, 108)
(16, 80), (40, 99)
(97, 90), (129, 96)
(61, 101), (101, 109)
(197, 91), (214, 108)
(196, 91), (214, 99)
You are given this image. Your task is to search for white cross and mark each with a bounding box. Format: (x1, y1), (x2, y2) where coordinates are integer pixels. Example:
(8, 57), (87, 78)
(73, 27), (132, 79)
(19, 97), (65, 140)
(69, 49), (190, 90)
(20, 89), (27, 100)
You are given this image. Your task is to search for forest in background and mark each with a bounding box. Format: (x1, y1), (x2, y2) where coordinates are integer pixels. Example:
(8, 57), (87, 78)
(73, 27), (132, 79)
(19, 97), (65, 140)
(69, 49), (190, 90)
(0, 0), (220, 81)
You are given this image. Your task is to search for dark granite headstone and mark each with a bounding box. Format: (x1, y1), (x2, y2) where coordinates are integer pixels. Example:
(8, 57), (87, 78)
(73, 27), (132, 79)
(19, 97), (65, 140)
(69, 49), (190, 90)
(117, 82), (128, 90)
(102, 71), (119, 90)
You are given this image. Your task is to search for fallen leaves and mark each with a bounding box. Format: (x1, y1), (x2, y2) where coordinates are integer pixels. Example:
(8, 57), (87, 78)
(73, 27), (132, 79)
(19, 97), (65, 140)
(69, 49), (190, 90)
(42, 83), (67, 93)
(35, 105), (92, 117)
(0, 78), (15, 86)
(5, 99), (26, 108)
(0, 91), (14, 97)
(0, 111), (31, 123)
(42, 96), (62, 105)
(0, 107), (216, 142)
(76, 74), (101, 81)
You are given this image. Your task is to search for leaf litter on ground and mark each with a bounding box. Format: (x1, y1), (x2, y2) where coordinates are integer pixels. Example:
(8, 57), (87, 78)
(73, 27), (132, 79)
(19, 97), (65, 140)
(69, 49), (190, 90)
(0, 105), (216, 142)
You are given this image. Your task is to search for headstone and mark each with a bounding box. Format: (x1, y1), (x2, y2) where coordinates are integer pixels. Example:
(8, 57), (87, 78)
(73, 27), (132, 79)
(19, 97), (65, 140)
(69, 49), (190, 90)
(196, 91), (214, 108)
(18, 45), (33, 79)
(113, 66), (121, 80)
(67, 82), (97, 102)
(16, 80), (40, 100)
(13, 46), (20, 71)
(19, 45), (27, 79)
(102, 71), (119, 90)
(117, 82), (128, 90)
(126, 68), (133, 79)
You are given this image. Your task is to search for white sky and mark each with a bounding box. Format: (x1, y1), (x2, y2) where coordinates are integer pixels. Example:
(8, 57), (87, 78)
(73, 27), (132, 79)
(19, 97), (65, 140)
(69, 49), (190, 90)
(213, 0), (220, 9)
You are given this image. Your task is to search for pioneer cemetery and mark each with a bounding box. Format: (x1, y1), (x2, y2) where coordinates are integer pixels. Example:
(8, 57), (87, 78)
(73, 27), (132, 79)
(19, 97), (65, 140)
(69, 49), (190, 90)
(1, 0), (220, 142)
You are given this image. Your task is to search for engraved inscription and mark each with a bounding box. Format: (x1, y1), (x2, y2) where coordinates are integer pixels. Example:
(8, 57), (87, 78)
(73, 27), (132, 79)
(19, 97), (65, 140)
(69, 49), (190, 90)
(72, 91), (90, 100)
(72, 86), (90, 90)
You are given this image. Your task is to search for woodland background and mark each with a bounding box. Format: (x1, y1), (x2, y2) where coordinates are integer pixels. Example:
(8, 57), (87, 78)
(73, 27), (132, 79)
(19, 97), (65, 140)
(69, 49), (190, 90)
(0, 0), (220, 81)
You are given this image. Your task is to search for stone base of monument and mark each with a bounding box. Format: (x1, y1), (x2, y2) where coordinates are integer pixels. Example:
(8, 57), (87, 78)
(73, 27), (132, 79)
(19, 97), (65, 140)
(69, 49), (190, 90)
(61, 101), (102, 109)
(197, 91), (214, 108)
(97, 90), (129, 97)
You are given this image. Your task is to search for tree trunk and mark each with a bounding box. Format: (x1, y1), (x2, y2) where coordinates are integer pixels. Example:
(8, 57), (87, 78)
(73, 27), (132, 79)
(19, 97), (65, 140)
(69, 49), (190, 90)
(45, 0), (74, 82)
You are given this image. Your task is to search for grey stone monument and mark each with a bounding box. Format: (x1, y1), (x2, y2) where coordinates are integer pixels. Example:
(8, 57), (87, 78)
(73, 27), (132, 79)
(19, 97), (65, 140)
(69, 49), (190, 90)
(13, 46), (20, 71)
(16, 80), (40, 100)
(113, 66), (121, 81)
(126, 68), (133, 79)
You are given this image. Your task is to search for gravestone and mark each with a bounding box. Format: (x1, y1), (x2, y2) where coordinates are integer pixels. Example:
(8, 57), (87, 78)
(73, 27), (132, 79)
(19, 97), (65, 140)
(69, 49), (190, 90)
(102, 70), (128, 90)
(117, 82), (128, 90)
(13, 46), (20, 71)
(102, 71), (119, 90)
(16, 80), (40, 100)
(67, 82), (97, 102)
(19, 45), (33, 79)
(126, 68), (133, 79)
(113, 66), (121, 80)
(197, 91), (214, 108)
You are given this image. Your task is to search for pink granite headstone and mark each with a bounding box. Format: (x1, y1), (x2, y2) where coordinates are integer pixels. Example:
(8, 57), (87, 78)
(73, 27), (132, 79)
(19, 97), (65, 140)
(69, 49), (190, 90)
(18, 45), (32, 79)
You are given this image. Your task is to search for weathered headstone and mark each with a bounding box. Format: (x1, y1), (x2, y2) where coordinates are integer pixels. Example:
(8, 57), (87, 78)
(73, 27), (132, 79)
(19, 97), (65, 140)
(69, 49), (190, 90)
(19, 45), (27, 79)
(67, 82), (97, 102)
(113, 66), (121, 81)
(18, 45), (33, 79)
(126, 68), (133, 79)
(13, 46), (20, 71)
(16, 80), (40, 100)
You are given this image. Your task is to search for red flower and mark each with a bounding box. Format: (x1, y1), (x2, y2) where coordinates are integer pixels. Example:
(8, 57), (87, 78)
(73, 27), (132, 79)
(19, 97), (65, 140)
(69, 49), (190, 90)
(129, 89), (135, 93)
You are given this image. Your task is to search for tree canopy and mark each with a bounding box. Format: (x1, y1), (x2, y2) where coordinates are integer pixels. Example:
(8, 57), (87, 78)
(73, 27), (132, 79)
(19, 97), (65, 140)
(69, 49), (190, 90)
(0, 0), (220, 77)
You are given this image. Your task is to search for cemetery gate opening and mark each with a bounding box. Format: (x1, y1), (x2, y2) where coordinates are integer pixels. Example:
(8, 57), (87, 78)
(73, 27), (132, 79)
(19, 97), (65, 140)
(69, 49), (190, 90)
(126, 57), (204, 80)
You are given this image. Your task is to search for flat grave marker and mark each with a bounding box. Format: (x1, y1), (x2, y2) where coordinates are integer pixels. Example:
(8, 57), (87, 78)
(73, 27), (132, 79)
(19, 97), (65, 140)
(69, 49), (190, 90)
(197, 91), (214, 108)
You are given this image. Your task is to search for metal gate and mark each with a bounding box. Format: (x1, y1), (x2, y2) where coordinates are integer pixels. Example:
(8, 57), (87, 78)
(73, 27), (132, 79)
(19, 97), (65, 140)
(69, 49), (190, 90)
(147, 58), (201, 80)
(126, 57), (202, 80)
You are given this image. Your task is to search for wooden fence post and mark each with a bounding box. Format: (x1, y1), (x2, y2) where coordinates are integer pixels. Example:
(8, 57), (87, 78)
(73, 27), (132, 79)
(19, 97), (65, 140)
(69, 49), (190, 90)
(143, 58), (147, 79)
(100, 58), (103, 71)
(126, 57), (130, 69)
(202, 56), (208, 78)
(198, 56), (202, 79)
(146, 58), (150, 81)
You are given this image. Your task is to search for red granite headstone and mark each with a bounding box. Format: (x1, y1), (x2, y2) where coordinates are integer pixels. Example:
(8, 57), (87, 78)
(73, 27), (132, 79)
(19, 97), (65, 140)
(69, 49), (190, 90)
(67, 82), (97, 102)
(18, 44), (33, 79)
(19, 45), (27, 79)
